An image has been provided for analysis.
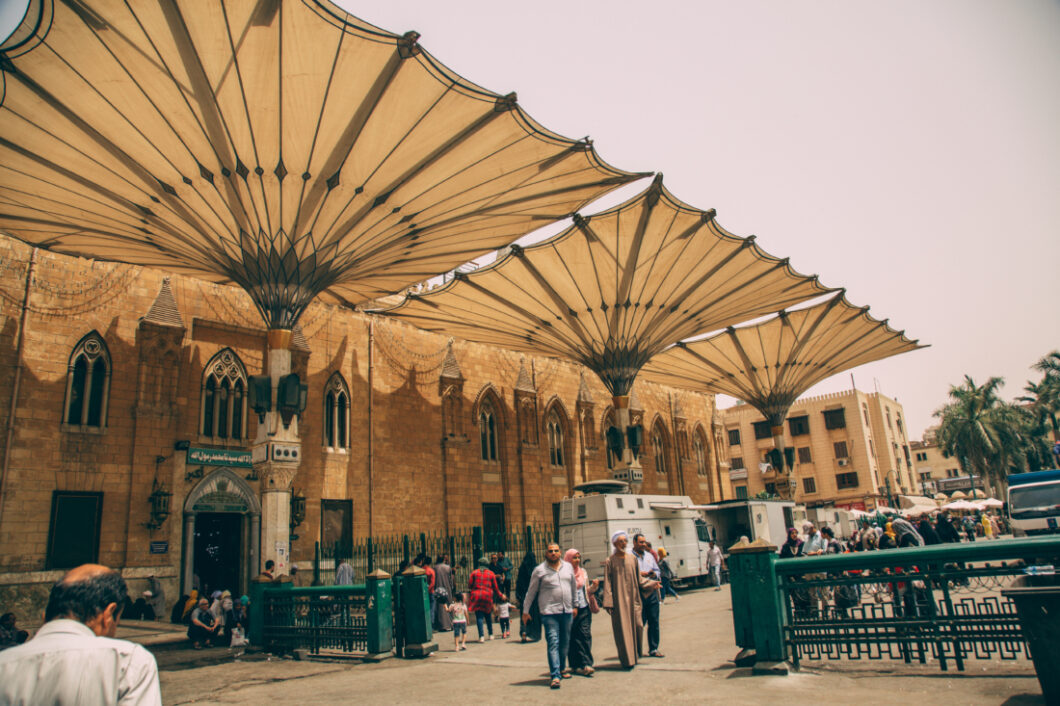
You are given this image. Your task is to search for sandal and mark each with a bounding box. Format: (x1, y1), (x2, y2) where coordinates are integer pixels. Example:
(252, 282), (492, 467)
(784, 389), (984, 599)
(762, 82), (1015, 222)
(550, 679), (561, 689)
(560, 669), (572, 679)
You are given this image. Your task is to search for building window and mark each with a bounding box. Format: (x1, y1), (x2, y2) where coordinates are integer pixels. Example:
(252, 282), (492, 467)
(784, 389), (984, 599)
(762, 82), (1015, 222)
(730, 456), (745, 470)
(64, 332), (111, 429)
(765, 482), (777, 496)
(753, 421), (772, 440)
(323, 372), (350, 450)
(915, 451), (927, 462)
(862, 404), (870, 426)
(886, 409), (892, 429)
(797, 447), (813, 464)
(46, 491), (103, 569)
(693, 433), (708, 476)
(895, 415), (904, 436)
(200, 349), (247, 440)
(803, 478), (817, 494)
(788, 416), (810, 436)
(321, 499), (353, 556)
(836, 472), (860, 489)
(834, 441), (849, 459)
(869, 439), (877, 458)
(919, 472), (931, 482)
(823, 408), (846, 430)
(479, 400), (498, 462)
(652, 427), (669, 475)
(547, 412), (564, 467)
(727, 428), (741, 446)
(735, 485), (748, 499)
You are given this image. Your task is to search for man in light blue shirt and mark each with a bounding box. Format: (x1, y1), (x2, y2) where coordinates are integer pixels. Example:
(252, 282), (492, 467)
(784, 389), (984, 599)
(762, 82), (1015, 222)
(632, 534), (664, 658)
(802, 521), (826, 555)
(522, 542), (578, 688)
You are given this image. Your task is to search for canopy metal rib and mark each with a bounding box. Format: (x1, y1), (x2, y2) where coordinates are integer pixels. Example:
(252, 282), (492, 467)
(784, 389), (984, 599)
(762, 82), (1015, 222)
(0, 0), (643, 329)
(381, 178), (829, 397)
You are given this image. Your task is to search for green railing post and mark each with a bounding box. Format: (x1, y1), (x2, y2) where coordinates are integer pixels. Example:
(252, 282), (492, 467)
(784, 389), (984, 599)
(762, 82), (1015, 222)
(402, 534), (411, 566)
(525, 525), (533, 558)
(367, 536), (375, 573)
(250, 581), (292, 649)
(728, 538), (788, 674)
(399, 565), (438, 657)
(365, 568), (394, 660)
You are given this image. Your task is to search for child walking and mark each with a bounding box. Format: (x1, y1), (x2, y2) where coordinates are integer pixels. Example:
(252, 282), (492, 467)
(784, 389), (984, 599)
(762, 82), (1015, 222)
(495, 598), (515, 638)
(447, 592), (469, 651)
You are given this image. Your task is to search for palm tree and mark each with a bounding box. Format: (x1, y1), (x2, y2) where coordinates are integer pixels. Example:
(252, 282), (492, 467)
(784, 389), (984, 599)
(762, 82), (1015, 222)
(933, 376), (1025, 497)
(1017, 378), (1059, 449)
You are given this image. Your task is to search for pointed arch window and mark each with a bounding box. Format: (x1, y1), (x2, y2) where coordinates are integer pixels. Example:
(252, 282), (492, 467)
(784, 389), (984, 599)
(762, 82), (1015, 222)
(694, 431), (708, 476)
(653, 427), (669, 475)
(200, 349), (247, 441)
(64, 332), (111, 430)
(479, 400), (498, 462)
(547, 412), (564, 467)
(324, 372), (350, 450)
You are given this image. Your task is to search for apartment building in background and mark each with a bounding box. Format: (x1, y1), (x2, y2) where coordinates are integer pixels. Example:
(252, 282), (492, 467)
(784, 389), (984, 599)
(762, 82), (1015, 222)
(718, 388), (916, 510)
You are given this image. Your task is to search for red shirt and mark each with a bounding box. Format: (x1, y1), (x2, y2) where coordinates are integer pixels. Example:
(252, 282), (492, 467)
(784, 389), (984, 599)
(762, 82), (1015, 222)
(425, 565), (436, 592)
(468, 568), (500, 613)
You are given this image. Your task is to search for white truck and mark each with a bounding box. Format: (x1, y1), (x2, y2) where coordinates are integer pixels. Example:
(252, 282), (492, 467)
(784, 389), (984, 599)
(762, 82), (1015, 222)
(557, 481), (717, 586)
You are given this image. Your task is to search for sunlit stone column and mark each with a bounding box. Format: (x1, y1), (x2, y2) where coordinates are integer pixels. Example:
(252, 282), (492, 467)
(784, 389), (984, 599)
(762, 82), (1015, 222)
(252, 329), (302, 575)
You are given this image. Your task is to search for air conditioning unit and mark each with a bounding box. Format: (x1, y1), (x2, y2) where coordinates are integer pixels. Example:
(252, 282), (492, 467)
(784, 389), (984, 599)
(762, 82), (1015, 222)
(837, 459), (849, 467)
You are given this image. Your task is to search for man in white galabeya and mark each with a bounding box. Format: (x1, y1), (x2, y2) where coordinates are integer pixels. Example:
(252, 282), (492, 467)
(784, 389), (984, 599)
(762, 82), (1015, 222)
(0, 563), (162, 705)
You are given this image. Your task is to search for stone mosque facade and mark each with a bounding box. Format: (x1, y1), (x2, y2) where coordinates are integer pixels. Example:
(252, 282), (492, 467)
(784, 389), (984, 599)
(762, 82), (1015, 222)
(0, 235), (731, 615)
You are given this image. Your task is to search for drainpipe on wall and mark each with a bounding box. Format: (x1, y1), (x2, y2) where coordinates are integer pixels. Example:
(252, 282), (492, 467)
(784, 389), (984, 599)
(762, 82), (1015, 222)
(0, 248), (37, 529)
(367, 317), (375, 539)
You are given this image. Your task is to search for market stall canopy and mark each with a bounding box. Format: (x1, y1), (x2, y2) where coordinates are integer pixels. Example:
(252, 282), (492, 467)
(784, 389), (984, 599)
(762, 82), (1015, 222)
(639, 291), (925, 427)
(0, 0), (643, 328)
(380, 176), (831, 395)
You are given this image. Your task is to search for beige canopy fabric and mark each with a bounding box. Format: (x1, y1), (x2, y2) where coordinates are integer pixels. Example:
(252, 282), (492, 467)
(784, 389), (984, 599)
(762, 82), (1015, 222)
(640, 292), (925, 425)
(381, 176), (832, 395)
(0, 0), (643, 327)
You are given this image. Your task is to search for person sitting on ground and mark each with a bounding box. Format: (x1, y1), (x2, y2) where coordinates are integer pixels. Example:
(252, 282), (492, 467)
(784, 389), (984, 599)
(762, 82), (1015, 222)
(0, 613), (28, 649)
(188, 597), (220, 649)
(0, 564), (162, 705)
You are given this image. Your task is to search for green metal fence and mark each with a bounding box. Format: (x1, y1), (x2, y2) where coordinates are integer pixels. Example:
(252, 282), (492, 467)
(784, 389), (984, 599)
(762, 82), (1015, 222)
(728, 536), (1060, 672)
(262, 585), (369, 655)
(314, 524), (554, 590)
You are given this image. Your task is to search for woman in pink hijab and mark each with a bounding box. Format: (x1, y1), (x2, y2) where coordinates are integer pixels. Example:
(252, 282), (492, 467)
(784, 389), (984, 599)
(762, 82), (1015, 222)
(564, 548), (600, 676)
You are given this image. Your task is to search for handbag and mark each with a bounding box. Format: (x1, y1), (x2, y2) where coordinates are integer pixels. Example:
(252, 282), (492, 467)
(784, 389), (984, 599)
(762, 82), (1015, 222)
(587, 591), (600, 614)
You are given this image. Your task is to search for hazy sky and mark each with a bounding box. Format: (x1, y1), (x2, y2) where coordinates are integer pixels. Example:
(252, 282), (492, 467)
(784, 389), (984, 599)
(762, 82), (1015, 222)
(2, 1), (1057, 438)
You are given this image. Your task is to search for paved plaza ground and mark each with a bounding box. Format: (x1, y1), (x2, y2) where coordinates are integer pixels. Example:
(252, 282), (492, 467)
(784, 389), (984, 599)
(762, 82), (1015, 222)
(152, 585), (1045, 705)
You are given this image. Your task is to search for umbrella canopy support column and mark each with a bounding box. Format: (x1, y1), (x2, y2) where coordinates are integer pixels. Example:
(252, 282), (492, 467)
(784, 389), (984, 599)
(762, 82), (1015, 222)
(252, 329), (302, 576)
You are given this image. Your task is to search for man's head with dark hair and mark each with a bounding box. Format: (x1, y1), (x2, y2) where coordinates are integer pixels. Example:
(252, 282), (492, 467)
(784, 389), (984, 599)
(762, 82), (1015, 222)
(821, 526), (834, 539)
(44, 564), (128, 637)
(265, 560), (275, 571)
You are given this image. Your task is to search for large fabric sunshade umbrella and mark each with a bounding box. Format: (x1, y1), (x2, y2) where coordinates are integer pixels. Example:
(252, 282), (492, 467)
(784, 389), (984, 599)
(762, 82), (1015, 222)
(0, 0), (643, 328)
(640, 291), (924, 494)
(382, 175), (832, 397)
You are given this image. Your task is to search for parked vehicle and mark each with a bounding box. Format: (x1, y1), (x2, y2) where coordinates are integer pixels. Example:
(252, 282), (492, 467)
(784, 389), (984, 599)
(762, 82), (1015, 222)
(557, 481), (715, 586)
(1008, 469), (1060, 536)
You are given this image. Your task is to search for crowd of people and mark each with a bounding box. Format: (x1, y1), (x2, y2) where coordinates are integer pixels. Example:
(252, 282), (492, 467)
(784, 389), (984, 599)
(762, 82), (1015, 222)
(780, 510), (1008, 558)
(776, 510), (1010, 621)
(424, 533), (683, 689)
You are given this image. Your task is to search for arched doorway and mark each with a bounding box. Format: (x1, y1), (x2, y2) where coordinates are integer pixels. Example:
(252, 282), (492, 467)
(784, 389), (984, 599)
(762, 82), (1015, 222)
(182, 468), (261, 597)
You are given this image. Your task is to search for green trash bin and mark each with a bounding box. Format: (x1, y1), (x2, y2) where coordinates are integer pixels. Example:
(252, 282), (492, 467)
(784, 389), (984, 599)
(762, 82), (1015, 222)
(1002, 572), (1060, 704)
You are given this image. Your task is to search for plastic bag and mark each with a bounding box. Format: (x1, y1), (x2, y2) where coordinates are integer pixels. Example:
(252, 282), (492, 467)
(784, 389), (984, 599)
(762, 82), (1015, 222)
(230, 626), (248, 647)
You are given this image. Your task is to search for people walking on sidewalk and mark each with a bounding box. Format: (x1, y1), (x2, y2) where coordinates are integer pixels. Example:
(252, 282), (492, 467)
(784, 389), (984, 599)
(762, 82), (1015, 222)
(707, 541), (724, 590)
(602, 531), (658, 670)
(469, 557), (506, 642)
(522, 543), (578, 689)
(632, 533), (664, 658)
(516, 550), (541, 642)
(657, 548), (680, 603)
(447, 593), (469, 651)
(564, 548), (599, 677)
